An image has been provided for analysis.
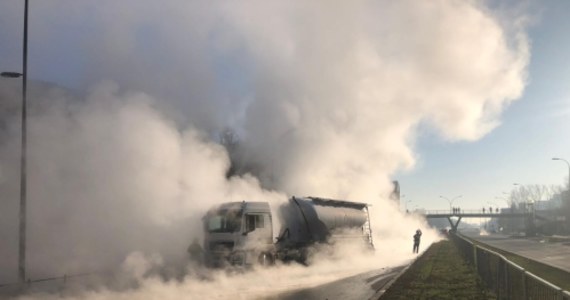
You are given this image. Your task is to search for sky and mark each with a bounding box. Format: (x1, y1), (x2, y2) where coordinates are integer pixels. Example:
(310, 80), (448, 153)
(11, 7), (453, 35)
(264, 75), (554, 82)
(0, 1), (538, 199)
(396, 0), (570, 211)
(0, 2), (566, 209)
(0, 0), (568, 288)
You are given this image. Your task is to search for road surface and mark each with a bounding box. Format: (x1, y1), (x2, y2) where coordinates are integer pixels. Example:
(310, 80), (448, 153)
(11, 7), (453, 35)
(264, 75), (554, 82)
(461, 231), (570, 273)
(1, 265), (408, 299)
(269, 265), (406, 300)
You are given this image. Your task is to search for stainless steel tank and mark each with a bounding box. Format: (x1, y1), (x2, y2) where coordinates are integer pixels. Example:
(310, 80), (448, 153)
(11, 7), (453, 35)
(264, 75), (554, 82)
(277, 196), (369, 245)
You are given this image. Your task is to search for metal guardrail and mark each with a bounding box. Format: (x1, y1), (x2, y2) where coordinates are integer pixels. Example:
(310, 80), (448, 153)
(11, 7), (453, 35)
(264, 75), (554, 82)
(423, 210), (520, 215)
(0, 272), (107, 297)
(424, 209), (493, 214)
(451, 233), (570, 300)
(0, 272), (97, 287)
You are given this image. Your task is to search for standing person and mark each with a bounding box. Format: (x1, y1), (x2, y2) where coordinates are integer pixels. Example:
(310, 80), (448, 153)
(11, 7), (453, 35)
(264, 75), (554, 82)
(187, 238), (205, 266)
(413, 229), (422, 253)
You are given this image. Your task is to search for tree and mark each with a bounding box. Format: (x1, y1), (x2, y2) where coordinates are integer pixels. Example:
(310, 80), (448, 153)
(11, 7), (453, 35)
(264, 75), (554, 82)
(509, 184), (562, 209)
(508, 184), (567, 235)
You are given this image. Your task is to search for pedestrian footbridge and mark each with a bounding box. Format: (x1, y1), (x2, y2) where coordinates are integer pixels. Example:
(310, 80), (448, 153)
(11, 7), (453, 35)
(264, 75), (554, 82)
(422, 210), (530, 232)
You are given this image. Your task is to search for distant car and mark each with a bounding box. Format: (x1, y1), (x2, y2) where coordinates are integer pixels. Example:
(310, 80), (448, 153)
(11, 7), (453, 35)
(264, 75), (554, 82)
(439, 228), (448, 235)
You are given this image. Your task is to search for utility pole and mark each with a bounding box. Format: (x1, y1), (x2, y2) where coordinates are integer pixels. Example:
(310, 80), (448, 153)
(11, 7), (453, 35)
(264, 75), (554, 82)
(19, 0), (29, 283)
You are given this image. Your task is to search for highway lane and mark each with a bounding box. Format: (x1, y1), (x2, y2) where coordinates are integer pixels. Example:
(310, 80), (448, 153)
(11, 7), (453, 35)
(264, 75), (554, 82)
(268, 265), (406, 300)
(1, 264), (408, 299)
(461, 230), (570, 273)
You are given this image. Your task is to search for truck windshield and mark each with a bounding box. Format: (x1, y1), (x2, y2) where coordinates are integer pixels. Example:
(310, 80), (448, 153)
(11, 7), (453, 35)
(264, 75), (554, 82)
(206, 209), (242, 233)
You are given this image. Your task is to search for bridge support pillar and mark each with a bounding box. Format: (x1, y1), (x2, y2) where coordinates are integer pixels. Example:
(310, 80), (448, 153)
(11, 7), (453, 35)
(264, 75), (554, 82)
(447, 216), (463, 232)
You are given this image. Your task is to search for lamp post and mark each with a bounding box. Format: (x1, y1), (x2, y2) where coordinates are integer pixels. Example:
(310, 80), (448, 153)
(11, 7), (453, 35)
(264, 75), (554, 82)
(1, 0), (29, 284)
(552, 157), (570, 191)
(440, 195), (462, 212)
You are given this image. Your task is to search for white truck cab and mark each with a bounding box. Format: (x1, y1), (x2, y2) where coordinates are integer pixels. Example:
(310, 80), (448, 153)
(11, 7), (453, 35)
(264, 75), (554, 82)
(203, 201), (274, 267)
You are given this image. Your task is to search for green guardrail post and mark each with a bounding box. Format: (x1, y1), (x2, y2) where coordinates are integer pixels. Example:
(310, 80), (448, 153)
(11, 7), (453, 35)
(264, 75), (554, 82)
(497, 256), (507, 299)
(473, 245), (478, 273)
(521, 270), (527, 300)
(496, 259), (501, 299)
(504, 260), (509, 299)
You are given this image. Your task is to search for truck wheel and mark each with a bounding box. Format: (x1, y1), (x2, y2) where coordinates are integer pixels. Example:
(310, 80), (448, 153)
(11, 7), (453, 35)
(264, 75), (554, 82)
(258, 252), (274, 266)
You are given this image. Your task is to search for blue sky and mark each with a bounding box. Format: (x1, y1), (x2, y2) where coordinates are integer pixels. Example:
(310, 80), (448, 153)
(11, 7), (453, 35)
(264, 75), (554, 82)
(396, 0), (570, 211)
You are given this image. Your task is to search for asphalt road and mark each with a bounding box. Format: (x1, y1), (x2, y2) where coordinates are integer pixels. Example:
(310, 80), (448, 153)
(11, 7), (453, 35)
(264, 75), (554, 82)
(1, 265), (408, 299)
(461, 230), (570, 273)
(269, 265), (406, 300)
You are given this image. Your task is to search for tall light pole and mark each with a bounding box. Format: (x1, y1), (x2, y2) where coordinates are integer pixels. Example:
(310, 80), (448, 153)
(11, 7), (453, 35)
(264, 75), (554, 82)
(405, 200), (412, 211)
(440, 195), (462, 212)
(1, 0), (29, 284)
(552, 157), (570, 191)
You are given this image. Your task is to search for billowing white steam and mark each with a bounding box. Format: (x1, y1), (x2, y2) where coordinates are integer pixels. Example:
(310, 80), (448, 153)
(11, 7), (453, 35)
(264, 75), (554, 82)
(0, 81), (286, 282)
(0, 0), (528, 298)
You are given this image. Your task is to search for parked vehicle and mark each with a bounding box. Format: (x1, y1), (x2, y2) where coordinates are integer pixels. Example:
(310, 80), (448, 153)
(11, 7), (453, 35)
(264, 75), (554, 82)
(202, 196), (374, 267)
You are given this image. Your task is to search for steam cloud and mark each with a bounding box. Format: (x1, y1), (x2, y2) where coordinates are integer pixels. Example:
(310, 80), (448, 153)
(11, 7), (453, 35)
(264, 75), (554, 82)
(0, 0), (529, 298)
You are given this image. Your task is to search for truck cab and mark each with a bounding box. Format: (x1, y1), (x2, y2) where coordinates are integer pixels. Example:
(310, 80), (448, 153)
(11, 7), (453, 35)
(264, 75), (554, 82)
(203, 201), (274, 267)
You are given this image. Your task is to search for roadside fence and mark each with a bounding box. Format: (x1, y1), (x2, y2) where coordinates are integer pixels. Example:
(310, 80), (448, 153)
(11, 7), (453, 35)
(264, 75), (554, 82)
(451, 233), (570, 300)
(0, 272), (108, 297)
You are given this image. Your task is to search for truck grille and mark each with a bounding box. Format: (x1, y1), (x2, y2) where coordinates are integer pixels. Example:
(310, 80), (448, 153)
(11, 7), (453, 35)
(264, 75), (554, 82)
(209, 241), (234, 252)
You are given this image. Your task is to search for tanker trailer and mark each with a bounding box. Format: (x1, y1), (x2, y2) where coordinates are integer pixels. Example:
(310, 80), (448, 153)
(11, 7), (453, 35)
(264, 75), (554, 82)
(201, 197), (373, 267)
(275, 196), (374, 263)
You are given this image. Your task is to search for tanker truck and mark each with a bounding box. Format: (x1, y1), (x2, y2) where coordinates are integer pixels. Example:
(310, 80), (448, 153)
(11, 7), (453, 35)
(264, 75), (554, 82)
(202, 196), (374, 267)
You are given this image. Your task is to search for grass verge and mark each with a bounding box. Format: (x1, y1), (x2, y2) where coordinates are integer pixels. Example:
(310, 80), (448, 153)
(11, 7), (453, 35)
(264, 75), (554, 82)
(380, 240), (493, 300)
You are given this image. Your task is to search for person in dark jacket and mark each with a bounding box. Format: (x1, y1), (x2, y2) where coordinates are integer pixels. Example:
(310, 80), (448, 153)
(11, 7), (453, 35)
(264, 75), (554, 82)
(413, 229), (422, 253)
(187, 238), (204, 266)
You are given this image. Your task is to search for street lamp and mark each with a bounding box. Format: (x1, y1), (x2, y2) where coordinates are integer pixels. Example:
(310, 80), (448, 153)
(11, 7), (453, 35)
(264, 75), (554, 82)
(440, 195), (462, 212)
(1, 0), (29, 284)
(405, 200), (412, 211)
(552, 157), (570, 191)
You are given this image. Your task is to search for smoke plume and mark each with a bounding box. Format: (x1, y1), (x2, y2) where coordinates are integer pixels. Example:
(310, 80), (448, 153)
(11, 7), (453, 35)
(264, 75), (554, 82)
(0, 0), (529, 298)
